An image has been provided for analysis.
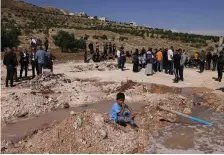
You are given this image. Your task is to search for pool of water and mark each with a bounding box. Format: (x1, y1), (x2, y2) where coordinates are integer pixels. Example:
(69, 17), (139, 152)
(146, 107), (224, 153)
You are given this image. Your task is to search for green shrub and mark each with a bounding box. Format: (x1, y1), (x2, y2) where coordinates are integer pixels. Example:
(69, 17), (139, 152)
(1, 25), (21, 51)
(53, 30), (85, 52)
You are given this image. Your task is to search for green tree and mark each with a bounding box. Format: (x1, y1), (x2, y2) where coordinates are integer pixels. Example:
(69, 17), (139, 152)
(1, 26), (21, 51)
(100, 35), (108, 40)
(53, 30), (85, 52)
(150, 33), (154, 38)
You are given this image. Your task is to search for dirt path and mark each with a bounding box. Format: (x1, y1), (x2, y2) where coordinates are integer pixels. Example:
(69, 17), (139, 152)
(52, 61), (224, 90)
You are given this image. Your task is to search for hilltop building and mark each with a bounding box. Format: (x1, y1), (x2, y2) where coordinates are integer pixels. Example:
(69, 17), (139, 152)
(98, 16), (108, 21)
(130, 21), (137, 26)
(88, 16), (94, 20)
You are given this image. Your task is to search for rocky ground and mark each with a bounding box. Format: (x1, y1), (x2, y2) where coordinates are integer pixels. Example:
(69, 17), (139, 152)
(1, 61), (224, 153)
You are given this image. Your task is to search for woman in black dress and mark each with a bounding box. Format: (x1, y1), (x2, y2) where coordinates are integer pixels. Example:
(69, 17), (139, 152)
(132, 49), (139, 72)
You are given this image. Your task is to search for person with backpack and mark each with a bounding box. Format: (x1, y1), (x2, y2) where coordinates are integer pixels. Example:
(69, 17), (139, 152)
(132, 49), (139, 73)
(217, 51), (224, 82)
(145, 48), (154, 76)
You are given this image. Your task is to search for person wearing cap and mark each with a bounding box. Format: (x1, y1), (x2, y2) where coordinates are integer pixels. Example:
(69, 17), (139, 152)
(110, 93), (137, 127)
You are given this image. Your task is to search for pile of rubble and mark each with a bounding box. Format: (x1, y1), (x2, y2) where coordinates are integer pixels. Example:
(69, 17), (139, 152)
(3, 94), (195, 154)
(27, 71), (71, 91)
(71, 62), (118, 72)
(1, 92), (59, 124)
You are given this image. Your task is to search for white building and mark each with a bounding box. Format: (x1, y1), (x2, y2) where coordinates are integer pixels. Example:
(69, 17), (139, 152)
(69, 13), (74, 16)
(77, 12), (86, 17)
(88, 16), (94, 20)
(98, 16), (107, 21)
(130, 21), (137, 26)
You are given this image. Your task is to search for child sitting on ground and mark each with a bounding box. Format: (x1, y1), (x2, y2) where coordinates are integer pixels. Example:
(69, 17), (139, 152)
(110, 92), (138, 127)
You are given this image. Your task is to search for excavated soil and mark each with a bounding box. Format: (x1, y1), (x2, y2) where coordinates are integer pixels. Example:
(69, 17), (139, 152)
(71, 62), (118, 72)
(1, 62), (224, 154)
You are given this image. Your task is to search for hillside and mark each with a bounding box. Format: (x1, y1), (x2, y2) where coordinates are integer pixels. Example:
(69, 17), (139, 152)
(1, 0), (219, 53)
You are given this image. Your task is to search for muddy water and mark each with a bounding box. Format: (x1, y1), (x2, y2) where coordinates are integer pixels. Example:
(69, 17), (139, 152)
(147, 107), (224, 153)
(1, 100), (147, 143)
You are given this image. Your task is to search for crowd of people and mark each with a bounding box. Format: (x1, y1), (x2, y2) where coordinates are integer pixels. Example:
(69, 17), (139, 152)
(3, 38), (55, 87)
(128, 46), (186, 83)
(84, 42), (224, 83)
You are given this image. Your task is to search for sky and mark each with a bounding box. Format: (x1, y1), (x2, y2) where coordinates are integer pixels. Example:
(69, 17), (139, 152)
(22, 0), (224, 36)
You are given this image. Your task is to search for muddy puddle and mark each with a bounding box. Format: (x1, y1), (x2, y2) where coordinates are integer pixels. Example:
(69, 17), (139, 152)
(1, 100), (148, 143)
(147, 107), (224, 153)
(144, 83), (211, 97)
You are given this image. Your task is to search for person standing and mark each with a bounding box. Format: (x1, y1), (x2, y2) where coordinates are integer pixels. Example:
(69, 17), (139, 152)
(145, 48), (154, 76)
(194, 52), (199, 68)
(167, 46), (174, 75)
(88, 42), (94, 54)
(156, 49), (163, 72)
(95, 42), (99, 53)
(199, 50), (206, 73)
(44, 37), (49, 51)
(3, 48), (17, 87)
(132, 49), (139, 73)
(117, 48), (121, 69)
(108, 42), (112, 58)
(206, 52), (212, 70)
(163, 48), (168, 73)
(35, 47), (45, 75)
(113, 43), (116, 57)
(44, 50), (55, 72)
(19, 48), (29, 78)
(212, 52), (218, 71)
(120, 47), (126, 71)
(180, 49), (186, 81)
(30, 48), (38, 78)
(12, 47), (19, 82)
(217, 51), (224, 82)
(173, 49), (181, 83)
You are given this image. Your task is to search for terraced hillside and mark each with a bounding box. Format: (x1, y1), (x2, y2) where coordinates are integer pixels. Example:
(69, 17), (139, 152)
(1, 0), (219, 52)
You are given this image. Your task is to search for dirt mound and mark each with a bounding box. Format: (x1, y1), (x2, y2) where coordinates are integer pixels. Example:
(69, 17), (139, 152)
(27, 71), (70, 91)
(114, 80), (138, 92)
(3, 94), (195, 154)
(71, 62), (118, 72)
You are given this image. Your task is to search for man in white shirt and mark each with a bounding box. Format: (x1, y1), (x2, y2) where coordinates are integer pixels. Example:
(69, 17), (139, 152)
(117, 49), (121, 69)
(167, 46), (174, 74)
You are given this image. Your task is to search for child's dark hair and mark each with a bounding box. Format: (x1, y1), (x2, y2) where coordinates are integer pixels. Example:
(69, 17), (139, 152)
(116, 92), (125, 100)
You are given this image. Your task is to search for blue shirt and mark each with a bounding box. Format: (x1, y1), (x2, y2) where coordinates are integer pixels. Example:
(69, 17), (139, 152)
(110, 102), (122, 121)
(35, 50), (45, 64)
